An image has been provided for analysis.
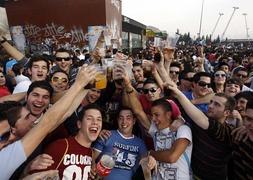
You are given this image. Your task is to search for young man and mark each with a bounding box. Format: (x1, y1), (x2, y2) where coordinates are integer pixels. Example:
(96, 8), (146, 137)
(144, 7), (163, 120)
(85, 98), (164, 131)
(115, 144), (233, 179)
(183, 72), (212, 113)
(167, 80), (253, 179)
(13, 55), (50, 94)
(93, 107), (147, 180)
(37, 104), (103, 179)
(0, 64), (97, 179)
(52, 48), (78, 85)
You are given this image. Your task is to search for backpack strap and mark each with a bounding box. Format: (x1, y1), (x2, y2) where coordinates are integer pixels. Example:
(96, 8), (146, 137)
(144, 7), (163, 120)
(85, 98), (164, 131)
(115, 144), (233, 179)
(56, 138), (69, 170)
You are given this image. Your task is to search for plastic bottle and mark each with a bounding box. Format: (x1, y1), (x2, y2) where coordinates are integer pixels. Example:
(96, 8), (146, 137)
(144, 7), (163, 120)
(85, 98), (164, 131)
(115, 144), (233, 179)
(96, 148), (119, 177)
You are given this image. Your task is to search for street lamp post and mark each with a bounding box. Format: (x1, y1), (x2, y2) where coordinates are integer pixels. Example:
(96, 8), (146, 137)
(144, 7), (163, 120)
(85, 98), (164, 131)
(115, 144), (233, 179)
(198, 0), (205, 39)
(221, 7), (239, 41)
(211, 13), (224, 40)
(242, 13), (250, 39)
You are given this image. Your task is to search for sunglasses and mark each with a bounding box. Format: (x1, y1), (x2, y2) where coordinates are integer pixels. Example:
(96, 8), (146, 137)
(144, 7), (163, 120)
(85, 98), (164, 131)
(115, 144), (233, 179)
(198, 81), (211, 88)
(51, 76), (69, 83)
(214, 73), (226, 77)
(143, 87), (158, 94)
(55, 57), (71, 62)
(0, 130), (11, 142)
(170, 71), (180, 75)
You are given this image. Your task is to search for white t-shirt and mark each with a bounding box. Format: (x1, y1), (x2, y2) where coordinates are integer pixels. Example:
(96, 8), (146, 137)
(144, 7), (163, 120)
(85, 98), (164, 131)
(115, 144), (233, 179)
(14, 74), (30, 85)
(149, 123), (192, 180)
(0, 140), (27, 179)
(13, 80), (31, 94)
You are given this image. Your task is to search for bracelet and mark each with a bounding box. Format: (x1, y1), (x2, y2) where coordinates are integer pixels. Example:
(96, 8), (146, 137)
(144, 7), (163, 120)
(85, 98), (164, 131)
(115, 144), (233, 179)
(126, 88), (134, 94)
(0, 37), (7, 44)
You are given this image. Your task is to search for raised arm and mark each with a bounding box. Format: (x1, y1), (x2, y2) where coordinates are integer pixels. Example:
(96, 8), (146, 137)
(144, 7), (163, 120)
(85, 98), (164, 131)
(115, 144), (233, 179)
(22, 65), (97, 156)
(167, 81), (209, 129)
(120, 67), (151, 130)
(0, 36), (25, 61)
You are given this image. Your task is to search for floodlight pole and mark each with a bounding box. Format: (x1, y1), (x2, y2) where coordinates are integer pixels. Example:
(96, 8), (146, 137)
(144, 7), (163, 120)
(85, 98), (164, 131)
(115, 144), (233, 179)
(221, 7), (239, 40)
(211, 13), (224, 40)
(242, 13), (250, 39)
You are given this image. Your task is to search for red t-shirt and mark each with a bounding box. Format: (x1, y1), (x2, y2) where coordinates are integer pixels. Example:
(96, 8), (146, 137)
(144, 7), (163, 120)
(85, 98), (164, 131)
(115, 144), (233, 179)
(43, 137), (92, 180)
(0, 86), (10, 98)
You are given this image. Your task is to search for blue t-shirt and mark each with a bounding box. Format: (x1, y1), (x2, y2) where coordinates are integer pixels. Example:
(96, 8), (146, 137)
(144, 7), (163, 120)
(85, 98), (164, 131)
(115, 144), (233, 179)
(184, 91), (208, 113)
(93, 130), (147, 180)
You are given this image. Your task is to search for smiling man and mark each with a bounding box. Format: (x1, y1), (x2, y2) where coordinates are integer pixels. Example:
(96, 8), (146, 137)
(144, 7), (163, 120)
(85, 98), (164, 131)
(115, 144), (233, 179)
(13, 55), (50, 94)
(93, 107), (147, 180)
(38, 104), (104, 179)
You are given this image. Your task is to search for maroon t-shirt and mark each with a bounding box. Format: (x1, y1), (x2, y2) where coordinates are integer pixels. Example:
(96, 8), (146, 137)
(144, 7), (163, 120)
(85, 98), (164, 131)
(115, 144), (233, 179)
(43, 137), (92, 180)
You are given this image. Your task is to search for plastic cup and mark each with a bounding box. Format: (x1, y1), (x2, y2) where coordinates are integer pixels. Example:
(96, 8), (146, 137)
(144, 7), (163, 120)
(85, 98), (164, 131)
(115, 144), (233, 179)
(165, 34), (180, 49)
(94, 65), (107, 89)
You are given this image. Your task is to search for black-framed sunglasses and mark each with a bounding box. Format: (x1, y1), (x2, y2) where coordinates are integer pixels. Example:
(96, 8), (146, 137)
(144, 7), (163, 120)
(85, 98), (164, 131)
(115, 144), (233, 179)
(55, 57), (71, 62)
(0, 129), (11, 143)
(214, 73), (226, 77)
(198, 81), (211, 88)
(143, 87), (158, 94)
(170, 71), (180, 75)
(136, 87), (143, 93)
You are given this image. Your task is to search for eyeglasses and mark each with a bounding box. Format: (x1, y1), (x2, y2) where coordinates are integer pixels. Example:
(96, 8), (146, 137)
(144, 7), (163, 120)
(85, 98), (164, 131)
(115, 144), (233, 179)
(55, 57), (71, 62)
(183, 77), (193, 82)
(236, 74), (247, 78)
(51, 76), (69, 84)
(214, 73), (226, 77)
(143, 87), (158, 94)
(0, 129), (11, 142)
(198, 81), (211, 88)
(170, 71), (180, 75)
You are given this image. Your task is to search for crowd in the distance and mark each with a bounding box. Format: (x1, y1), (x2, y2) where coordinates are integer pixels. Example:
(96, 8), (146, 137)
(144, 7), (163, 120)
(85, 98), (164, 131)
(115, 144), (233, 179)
(0, 33), (253, 180)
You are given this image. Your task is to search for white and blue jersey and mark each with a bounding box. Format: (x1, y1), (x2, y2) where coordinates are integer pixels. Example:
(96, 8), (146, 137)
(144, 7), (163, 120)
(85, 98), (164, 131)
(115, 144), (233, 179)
(93, 130), (147, 180)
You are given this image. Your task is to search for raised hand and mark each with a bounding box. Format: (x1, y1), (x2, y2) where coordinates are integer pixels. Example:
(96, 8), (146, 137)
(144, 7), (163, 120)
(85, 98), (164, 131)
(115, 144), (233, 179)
(75, 65), (97, 88)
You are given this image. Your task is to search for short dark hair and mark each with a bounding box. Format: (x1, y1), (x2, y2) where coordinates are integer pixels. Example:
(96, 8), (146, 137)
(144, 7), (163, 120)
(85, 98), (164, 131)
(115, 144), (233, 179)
(226, 77), (243, 90)
(215, 93), (236, 112)
(116, 107), (134, 119)
(6, 104), (23, 127)
(27, 80), (54, 98)
(234, 91), (253, 102)
(152, 98), (172, 112)
(55, 48), (71, 56)
(0, 101), (21, 122)
(78, 103), (105, 122)
(143, 78), (158, 86)
(193, 72), (212, 83)
(49, 70), (69, 81)
(170, 62), (181, 69)
(27, 55), (50, 71)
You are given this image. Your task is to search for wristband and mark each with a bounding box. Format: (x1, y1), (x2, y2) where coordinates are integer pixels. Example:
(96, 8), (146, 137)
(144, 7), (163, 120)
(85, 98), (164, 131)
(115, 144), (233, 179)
(126, 88), (134, 94)
(0, 37), (7, 44)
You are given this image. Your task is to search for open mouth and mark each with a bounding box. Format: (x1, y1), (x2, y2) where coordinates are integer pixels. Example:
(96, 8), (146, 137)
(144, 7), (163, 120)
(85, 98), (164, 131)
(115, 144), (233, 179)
(89, 127), (99, 134)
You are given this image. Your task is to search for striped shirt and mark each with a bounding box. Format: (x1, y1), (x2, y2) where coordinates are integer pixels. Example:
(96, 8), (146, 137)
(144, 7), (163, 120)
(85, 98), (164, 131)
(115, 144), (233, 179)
(208, 119), (253, 180)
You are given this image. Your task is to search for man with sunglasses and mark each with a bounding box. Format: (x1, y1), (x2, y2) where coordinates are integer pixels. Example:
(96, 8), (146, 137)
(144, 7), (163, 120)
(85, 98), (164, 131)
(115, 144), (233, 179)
(183, 72), (212, 113)
(52, 48), (79, 86)
(232, 67), (252, 92)
(178, 70), (195, 92)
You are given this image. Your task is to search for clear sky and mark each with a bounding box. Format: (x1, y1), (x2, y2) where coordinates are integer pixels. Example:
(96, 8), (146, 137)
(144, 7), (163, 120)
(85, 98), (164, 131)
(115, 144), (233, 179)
(122, 0), (253, 39)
